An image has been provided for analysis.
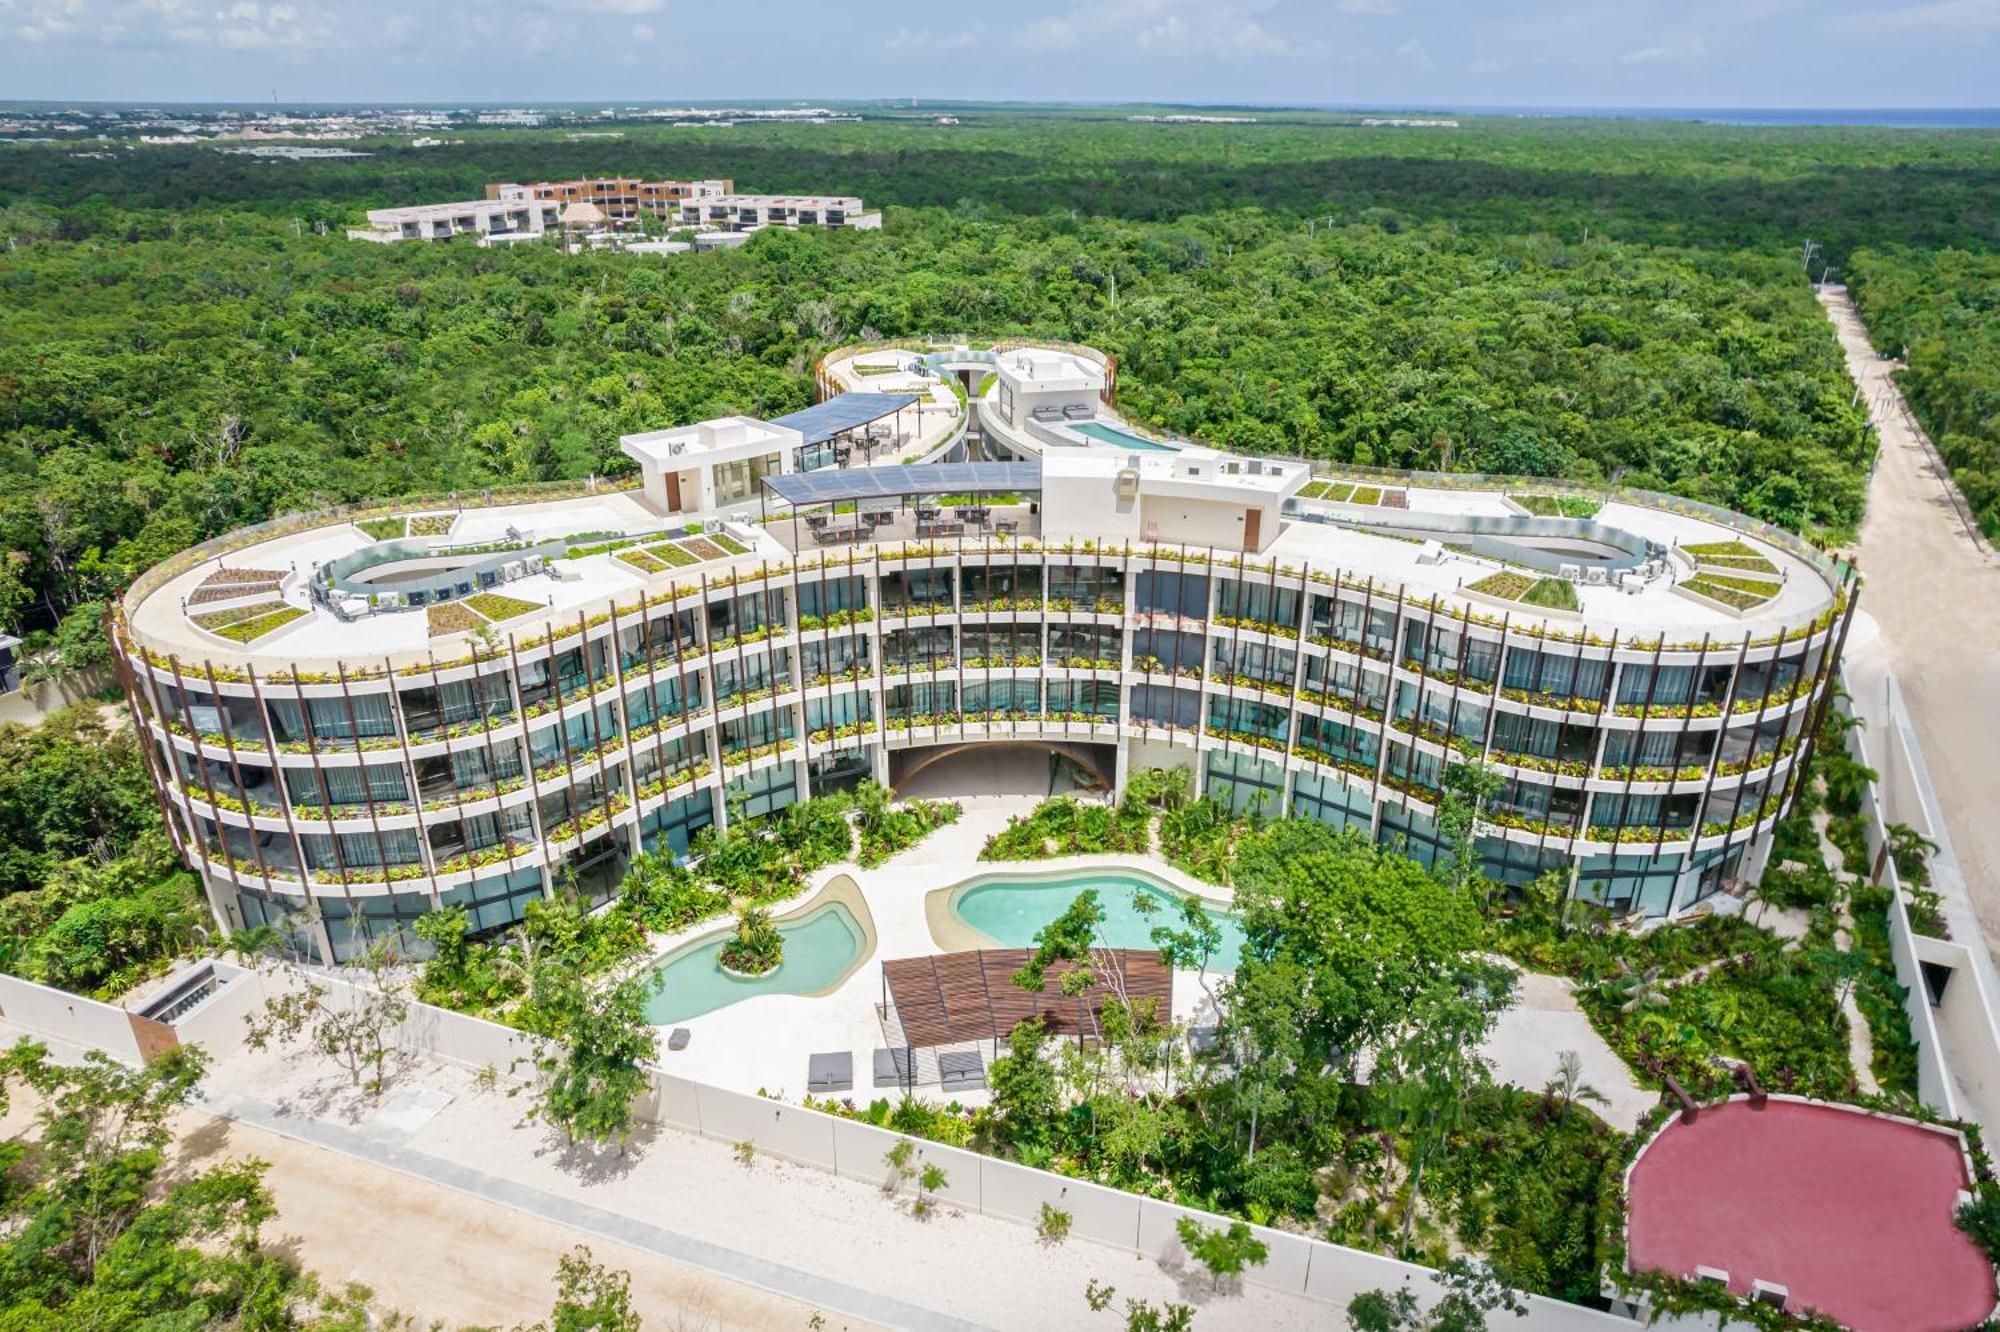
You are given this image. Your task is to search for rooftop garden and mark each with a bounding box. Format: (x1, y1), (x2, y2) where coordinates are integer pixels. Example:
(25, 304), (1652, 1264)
(1509, 493), (1603, 520)
(191, 599), (307, 642)
(1467, 570), (1582, 611)
(353, 511), (457, 542)
(612, 528), (748, 575)
(1682, 571), (1781, 610)
(1298, 481), (1407, 507)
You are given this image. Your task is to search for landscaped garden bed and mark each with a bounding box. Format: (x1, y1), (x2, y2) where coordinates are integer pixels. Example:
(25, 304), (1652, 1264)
(354, 516), (407, 541)
(463, 591), (542, 623)
(207, 605), (306, 642)
(1680, 576), (1775, 610)
(1508, 493), (1602, 519)
(425, 601), (484, 636)
(1468, 571), (1580, 610)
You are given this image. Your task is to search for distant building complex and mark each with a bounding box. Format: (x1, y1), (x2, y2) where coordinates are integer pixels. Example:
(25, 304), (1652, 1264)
(347, 196), (560, 245)
(678, 193), (880, 232)
(491, 177), (733, 225)
(351, 175), (879, 244)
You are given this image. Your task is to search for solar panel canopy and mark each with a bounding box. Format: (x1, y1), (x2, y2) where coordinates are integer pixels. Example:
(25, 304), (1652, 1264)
(763, 461), (1042, 506)
(767, 393), (919, 447)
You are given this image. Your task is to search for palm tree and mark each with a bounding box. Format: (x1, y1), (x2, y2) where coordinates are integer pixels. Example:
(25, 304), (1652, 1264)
(1607, 958), (1669, 1015)
(1544, 1049), (1609, 1125)
(1885, 822), (1937, 887)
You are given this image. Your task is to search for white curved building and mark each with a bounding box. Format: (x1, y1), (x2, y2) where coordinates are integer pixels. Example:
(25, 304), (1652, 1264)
(113, 343), (1857, 963)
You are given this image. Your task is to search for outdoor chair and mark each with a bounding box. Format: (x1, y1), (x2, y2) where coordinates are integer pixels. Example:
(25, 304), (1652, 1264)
(667, 1027), (692, 1051)
(872, 1047), (912, 1087)
(939, 1049), (985, 1092)
(807, 1051), (853, 1093)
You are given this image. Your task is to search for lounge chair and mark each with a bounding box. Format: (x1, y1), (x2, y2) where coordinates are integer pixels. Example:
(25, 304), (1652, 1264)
(807, 1051), (853, 1093)
(873, 1047), (912, 1088)
(939, 1050), (985, 1092)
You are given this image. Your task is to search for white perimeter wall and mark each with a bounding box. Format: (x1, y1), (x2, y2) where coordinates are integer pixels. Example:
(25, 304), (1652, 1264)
(0, 972), (147, 1063)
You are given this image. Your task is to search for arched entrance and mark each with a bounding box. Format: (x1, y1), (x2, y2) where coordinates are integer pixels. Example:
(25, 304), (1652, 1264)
(889, 741), (1116, 802)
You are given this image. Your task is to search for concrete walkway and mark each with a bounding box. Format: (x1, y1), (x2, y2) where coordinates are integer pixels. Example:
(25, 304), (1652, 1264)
(1823, 284), (2000, 956)
(193, 1040), (1343, 1332)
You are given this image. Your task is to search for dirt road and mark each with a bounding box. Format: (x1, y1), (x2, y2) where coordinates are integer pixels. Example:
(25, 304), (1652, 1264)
(1823, 284), (2000, 952)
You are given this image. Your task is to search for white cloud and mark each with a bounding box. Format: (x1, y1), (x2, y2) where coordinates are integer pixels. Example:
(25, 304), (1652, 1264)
(1832, 0), (2000, 36)
(629, 18), (652, 39)
(885, 22), (985, 53)
(1618, 43), (1670, 62)
(1466, 57), (1505, 72)
(1015, 14), (1079, 50)
(1015, 0), (1313, 59)
(542, 0), (661, 14)
(11, 0), (85, 42)
(1395, 35), (1429, 65)
(1336, 0), (1402, 12)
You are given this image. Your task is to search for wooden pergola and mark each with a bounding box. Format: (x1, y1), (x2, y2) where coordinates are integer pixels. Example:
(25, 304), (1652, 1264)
(880, 948), (1172, 1049)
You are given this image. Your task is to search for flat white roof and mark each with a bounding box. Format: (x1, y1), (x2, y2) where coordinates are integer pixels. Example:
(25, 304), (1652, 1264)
(367, 197), (549, 223)
(699, 194), (863, 208)
(995, 347), (1103, 394)
(619, 415), (801, 464)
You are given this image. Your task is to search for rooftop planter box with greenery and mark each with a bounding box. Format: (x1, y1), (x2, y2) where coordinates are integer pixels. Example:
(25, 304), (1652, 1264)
(1679, 577), (1775, 612)
(354, 516), (407, 541)
(425, 602), (484, 637)
(1463, 570), (1582, 613)
(1508, 493), (1603, 519)
(195, 602), (308, 643)
(464, 592), (543, 623)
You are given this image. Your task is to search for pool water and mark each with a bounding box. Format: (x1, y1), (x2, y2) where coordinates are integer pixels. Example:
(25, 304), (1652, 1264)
(952, 870), (1246, 971)
(1067, 421), (1181, 453)
(642, 902), (866, 1024)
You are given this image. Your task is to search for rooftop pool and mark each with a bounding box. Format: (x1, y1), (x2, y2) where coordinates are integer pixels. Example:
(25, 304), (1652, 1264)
(950, 868), (1245, 970)
(1067, 421), (1181, 453)
(641, 900), (867, 1025)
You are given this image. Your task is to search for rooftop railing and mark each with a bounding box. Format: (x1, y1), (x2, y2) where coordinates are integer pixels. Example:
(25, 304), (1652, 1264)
(122, 474), (642, 617)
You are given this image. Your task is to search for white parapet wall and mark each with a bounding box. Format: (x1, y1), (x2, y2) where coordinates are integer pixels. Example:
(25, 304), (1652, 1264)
(1840, 665), (2000, 1135)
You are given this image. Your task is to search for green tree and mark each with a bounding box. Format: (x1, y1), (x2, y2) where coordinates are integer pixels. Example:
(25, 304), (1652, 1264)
(530, 1246), (641, 1332)
(527, 964), (661, 1151)
(1174, 1216), (1269, 1293)
(242, 938), (410, 1097)
(1373, 966), (1511, 1256)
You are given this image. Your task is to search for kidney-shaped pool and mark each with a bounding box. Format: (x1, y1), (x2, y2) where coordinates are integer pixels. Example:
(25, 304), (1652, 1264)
(947, 867), (1246, 970)
(641, 899), (868, 1026)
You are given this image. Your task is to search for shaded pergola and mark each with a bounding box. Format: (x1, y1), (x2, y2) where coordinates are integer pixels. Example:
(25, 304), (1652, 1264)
(880, 948), (1172, 1051)
(770, 392), (924, 471)
(760, 461), (1043, 548)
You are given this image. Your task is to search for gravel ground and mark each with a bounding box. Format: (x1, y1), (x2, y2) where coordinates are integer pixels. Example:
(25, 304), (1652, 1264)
(1824, 285), (2000, 955)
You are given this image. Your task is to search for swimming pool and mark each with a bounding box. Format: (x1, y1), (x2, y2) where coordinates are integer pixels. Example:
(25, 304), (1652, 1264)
(950, 869), (1246, 970)
(641, 901), (867, 1024)
(1066, 421), (1181, 453)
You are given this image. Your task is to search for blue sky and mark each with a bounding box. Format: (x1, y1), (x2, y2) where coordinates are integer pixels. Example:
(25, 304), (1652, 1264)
(3, 0), (1996, 107)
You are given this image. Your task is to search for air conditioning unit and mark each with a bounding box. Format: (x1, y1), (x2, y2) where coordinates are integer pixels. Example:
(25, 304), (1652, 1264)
(1114, 469), (1140, 500)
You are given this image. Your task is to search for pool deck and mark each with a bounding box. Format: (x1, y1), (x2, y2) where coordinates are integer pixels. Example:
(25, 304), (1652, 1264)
(640, 791), (1654, 1127)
